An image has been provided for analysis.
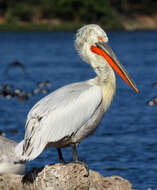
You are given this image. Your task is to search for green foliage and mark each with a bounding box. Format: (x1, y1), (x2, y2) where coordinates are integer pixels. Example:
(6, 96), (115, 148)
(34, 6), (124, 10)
(3, 0), (120, 23)
(39, 0), (119, 27)
(5, 3), (34, 22)
(1, 0), (157, 29)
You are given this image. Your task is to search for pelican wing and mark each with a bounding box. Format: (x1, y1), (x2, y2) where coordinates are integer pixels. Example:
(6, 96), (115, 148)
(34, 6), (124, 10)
(21, 81), (102, 160)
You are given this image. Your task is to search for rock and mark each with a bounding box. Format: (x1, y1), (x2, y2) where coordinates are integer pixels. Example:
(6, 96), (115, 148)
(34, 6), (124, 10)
(0, 163), (132, 190)
(147, 96), (157, 106)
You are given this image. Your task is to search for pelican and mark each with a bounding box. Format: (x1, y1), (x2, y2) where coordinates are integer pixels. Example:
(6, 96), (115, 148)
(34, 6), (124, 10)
(0, 136), (25, 174)
(15, 24), (139, 163)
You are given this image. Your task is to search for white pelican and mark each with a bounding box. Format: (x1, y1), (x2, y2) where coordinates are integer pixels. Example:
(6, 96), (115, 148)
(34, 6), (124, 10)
(0, 136), (25, 174)
(15, 24), (139, 163)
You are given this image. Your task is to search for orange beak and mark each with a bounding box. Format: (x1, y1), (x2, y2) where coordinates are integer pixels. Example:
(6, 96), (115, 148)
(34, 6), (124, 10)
(90, 42), (139, 93)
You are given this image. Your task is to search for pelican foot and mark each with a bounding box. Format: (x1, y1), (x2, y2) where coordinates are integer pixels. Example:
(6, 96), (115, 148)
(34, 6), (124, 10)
(59, 159), (66, 164)
(72, 160), (88, 171)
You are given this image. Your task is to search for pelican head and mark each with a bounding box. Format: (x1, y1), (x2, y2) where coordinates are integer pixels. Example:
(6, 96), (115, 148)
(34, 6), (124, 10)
(75, 24), (108, 64)
(75, 24), (139, 93)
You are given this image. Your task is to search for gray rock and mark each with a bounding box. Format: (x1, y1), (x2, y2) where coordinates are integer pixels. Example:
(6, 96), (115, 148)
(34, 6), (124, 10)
(0, 163), (132, 190)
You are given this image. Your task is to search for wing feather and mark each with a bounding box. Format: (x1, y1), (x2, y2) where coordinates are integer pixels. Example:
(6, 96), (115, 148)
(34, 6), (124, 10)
(21, 81), (102, 160)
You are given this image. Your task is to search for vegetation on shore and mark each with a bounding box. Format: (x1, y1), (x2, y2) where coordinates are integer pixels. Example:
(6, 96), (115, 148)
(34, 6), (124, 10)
(0, 0), (157, 31)
(0, 22), (84, 31)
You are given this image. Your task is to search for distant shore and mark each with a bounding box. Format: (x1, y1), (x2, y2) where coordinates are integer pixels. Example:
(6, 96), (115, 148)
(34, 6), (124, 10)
(0, 22), (83, 32)
(0, 14), (157, 31)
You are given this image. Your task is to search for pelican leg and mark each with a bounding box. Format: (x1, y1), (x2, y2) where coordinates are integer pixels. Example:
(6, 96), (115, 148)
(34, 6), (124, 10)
(57, 148), (65, 163)
(71, 144), (79, 162)
(71, 144), (88, 170)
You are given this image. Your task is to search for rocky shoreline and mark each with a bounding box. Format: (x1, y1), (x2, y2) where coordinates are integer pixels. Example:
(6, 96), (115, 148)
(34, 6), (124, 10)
(0, 163), (133, 190)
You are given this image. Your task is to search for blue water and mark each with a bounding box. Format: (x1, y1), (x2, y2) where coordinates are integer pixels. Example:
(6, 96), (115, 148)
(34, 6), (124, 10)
(0, 31), (156, 189)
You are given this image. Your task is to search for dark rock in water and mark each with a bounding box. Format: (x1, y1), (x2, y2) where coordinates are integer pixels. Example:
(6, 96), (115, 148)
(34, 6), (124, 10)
(13, 88), (23, 95)
(0, 130), (5, 137)
(1, 84), (13, 90)
(32, 88), (49, 95)
(0, 163), (132, 190)
(32, 88), (41, 95)
(152, 82), (157, 88)
(39, 88), (49, 94)
(153, 96), (157, 102)
(15, 92), (29, 102)
(147, 100), (155, 106)
(9, 129), (18, 134)
(12, 89), (29, 101)
(37, 80), (51, 88)
(0, 89), (15, 99)
(147, 96), (157, 106)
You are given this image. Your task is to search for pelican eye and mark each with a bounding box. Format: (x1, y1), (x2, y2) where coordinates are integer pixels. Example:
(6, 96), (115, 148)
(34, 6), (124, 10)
(98, 36), (103, 42)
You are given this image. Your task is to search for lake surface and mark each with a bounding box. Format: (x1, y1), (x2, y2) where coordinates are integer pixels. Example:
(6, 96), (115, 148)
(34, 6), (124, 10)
(0, 31), (156, 189)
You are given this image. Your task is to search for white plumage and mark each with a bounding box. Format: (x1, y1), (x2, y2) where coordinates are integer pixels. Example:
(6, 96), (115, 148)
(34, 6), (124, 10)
(0, 136), (25, 174)
(15, 24), (138, 162)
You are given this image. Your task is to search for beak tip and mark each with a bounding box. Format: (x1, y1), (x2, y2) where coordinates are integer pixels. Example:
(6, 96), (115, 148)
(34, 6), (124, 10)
(135, 88), (139, 93)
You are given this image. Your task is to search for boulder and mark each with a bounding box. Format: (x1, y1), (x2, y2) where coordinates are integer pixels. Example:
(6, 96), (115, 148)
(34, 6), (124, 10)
(0, 163), (132, 190)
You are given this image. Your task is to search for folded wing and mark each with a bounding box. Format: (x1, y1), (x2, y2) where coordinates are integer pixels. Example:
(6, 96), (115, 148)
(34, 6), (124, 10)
(17, 81), (102, 160)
